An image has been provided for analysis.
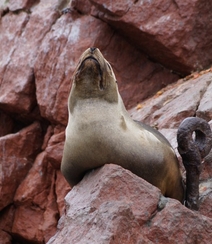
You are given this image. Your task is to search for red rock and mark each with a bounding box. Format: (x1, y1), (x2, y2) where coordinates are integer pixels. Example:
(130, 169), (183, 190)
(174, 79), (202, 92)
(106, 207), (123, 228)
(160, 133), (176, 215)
(55, 171), (71, 216)
(199, 180), (212, 219)
(48, 164), (160, 244)
(0, 11), (27, 75)
(196, 77), (212, 121)
(12, 152), (58, 243)
(8, 0), (39, 11)
(14, 152), (50, 207)
(150, 76), (209, 129)
(200, 121), (212, 182)
(0, 111), (14, 137)
(0, 205), (15, 244)
(42, 173), (60, 244)
(0, 122), (42, 211)
(144, 200), (212, 243)
(129, 78), (185, 125)
(45, 130), (65, 169)
(0, 4), (59, 114)
(12, 204), (44, 243)
(201, 156), (212, 180)
(41, 125), (54, 150)
(76, 0), (212, 75)
(0, 231), (11, 244)
(71, 0), (92, 14)
(48, 164), (212, 244)
(129, 72), (212, 129)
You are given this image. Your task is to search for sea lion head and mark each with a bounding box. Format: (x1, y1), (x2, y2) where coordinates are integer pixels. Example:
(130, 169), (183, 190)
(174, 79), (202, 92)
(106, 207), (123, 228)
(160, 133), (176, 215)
(69, 47), (119, 110)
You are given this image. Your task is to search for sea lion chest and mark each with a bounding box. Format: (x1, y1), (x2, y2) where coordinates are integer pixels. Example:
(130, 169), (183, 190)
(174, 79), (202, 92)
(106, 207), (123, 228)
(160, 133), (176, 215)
(65, 99), (165, 170)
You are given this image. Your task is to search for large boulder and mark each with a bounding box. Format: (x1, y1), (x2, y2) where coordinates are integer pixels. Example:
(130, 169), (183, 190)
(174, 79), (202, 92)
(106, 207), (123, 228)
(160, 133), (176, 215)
(48, 164), (212, 244)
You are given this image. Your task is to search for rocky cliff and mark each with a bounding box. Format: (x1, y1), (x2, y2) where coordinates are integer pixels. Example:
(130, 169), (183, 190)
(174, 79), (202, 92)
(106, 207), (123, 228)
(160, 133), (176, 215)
(0, 0), (212, 243)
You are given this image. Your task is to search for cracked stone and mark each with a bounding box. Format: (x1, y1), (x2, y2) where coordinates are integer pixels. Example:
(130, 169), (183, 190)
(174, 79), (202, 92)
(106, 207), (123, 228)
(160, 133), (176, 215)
(129, 72), (212, 129)
(75, 0), (212, 75)
(12, 152), (59, 243)
(0, 4), (59, 114)
(0, 122), (42, 211)
(48, 164), (212, 244)
(196, 74), (212, 121)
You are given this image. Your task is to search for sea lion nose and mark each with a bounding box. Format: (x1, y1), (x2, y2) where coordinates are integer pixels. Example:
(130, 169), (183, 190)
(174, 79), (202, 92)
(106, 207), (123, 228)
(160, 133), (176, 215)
(90, 47), (96, 53)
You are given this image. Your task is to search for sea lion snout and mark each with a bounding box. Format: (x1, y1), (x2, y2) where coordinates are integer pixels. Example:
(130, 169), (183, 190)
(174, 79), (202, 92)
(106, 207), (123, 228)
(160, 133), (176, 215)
(90, 47), (97, 53)
(83, 47), (102, 59)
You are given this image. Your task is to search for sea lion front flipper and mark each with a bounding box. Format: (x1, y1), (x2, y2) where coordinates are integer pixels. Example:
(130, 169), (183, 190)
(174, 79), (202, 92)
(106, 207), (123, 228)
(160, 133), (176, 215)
(177, 117), (212, 210)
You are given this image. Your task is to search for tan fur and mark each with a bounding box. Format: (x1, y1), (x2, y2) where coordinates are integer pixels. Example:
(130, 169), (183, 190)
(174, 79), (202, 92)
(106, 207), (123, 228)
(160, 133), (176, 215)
(61, 48), (184, 202)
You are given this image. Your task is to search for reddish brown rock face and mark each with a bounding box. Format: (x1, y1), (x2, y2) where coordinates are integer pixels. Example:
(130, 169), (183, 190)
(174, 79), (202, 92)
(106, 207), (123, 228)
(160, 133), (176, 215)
(75, 0), (212, 75)
(0, 0), (212, 243)
(129, 72), (212, 130)
(0, 6), (59, 114)
(0, 122), (42, 211)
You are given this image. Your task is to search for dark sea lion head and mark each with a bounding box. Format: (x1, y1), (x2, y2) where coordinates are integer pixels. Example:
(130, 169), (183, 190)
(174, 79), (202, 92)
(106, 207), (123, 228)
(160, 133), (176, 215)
(69, 47), (119, 110)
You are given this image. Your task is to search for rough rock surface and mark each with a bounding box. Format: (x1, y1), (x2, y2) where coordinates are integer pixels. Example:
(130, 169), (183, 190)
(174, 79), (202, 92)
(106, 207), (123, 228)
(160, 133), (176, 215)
(129, 72), (212, 130)
(48, 164), (212, 244)
(0, 0), (212, 243)
(74, 0), (212, 75)
(0, 122), (42, 211)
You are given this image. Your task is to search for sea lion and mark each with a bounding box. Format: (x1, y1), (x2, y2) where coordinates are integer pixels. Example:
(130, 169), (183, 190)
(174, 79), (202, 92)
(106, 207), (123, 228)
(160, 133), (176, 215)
(61, 47), (185, 202)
